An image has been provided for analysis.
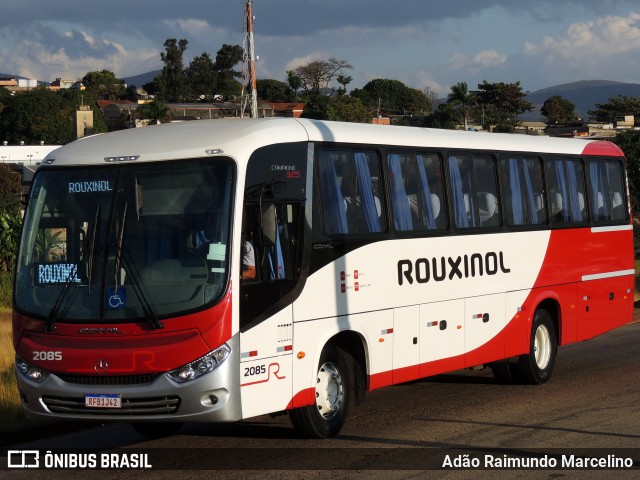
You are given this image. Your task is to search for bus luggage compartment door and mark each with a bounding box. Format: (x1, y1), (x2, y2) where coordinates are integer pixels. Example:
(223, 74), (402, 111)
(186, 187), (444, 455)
(419, 300), (465, 378)
(578, 275), (633, 341)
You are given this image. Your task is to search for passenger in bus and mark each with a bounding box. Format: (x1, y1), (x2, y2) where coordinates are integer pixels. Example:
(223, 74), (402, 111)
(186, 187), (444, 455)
(241, 238), (256, 280)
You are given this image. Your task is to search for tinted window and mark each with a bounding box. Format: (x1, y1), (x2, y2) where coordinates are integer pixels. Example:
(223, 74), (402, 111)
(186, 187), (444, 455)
(448, 154), (500, 229)
(500, 156), (546, 226)
(318, 149), (386, 235)
(587, 159), (627, 223)
(546, 158), (588, 224)
(387, 152), (446, 232)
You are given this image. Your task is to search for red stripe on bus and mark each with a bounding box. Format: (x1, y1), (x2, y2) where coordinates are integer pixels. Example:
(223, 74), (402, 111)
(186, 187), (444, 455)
(581, 141), (624, 157)
(286, 387), (315, 409)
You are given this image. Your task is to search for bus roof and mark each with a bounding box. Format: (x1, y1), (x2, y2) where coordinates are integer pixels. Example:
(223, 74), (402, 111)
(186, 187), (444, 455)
(42, 118), (623, 167)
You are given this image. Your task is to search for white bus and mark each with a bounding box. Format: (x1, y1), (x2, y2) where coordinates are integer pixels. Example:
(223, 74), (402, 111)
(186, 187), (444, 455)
(13, 118), (634, 438)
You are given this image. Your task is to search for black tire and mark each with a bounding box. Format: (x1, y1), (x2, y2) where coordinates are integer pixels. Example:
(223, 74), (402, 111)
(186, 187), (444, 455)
(512, 308), (557, 385)
(132, 422), (183, 438)
(289, 343), (351, 438)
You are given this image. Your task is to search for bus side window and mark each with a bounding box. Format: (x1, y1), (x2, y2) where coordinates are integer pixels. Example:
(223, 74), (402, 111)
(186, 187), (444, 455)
(318, 148), (386, 235)
(500, 156), (546, 226)
(546, 158), (588, 224)
(588, 159), (627, 223)
(448, 154), (500, 229)
(388, 152), (445, 232)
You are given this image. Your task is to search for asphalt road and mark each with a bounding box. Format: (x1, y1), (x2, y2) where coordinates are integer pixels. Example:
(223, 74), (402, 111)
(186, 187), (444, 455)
(2, 320), (639, 480)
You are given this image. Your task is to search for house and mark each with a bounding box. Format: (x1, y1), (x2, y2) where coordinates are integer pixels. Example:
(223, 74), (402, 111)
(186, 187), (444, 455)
(515, 122), (547, 135)
(96, 100), (137, 130)
(261, 102), (305, 118)
(0, 77), (18, 87)
(49, 78), (85, 91)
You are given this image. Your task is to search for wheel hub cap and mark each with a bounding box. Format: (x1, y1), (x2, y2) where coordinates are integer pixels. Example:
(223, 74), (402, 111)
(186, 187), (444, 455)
(315, 362), (344, 419)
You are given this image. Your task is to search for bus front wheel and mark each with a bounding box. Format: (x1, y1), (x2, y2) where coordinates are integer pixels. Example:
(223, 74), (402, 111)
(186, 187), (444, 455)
(289, 343), (351, 438)
(513, 308), (557, 385)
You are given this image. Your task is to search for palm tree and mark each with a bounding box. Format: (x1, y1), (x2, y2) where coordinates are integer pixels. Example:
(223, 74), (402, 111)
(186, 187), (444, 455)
(34, 228), (64, 262)
(447, 82), (476, 131)
(138, 100), (172, 125)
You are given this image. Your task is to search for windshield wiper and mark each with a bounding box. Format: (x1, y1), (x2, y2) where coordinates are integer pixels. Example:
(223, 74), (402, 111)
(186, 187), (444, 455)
(112, 242), (164, 331)
(44, 265), (81, 332)
(113, 202), (126, 290)
(86, 202), (101, 294)
(109, 202), (162, 330)
(45, 203), (101, 332)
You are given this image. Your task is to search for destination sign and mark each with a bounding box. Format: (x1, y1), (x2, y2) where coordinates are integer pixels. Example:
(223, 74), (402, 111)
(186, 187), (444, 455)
(35, 262), (82, 285)
(68, 180), (113, 193)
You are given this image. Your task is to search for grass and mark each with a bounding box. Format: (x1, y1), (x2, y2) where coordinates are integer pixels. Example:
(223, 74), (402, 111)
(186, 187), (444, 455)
(0, 271), (12, 309)
(0, 309), (28, 432)
(0, 272), (31, 433)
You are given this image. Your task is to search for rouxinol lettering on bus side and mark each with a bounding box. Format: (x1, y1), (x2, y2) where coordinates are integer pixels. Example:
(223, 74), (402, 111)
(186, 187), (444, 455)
(397, 251), (511, 285)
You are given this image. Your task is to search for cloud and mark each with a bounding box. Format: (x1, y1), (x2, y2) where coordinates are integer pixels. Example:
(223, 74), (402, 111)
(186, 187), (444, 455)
(285, 53), (329, 71)
(164, 19), (211, 33)
(414, 70), (447, 98)
(523, 12), (640, 67)
(0, 33), (159, 81)
(448, 50), (507, 71)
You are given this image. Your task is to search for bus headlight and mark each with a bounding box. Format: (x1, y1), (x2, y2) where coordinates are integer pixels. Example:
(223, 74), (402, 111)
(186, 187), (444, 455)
(166, 344), (231, 384)
(15, 355), (50, 384)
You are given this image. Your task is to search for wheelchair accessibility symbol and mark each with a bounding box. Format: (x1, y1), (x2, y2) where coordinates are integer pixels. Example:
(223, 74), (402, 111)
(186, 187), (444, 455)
(106, 287), (126, 310)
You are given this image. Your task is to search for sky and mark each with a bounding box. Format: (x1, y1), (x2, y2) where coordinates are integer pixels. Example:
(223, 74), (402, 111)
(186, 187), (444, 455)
(1, 0), (640, 96)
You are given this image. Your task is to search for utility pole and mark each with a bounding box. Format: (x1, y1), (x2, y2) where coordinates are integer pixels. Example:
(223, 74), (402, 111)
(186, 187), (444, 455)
(240, 0), (258, 118)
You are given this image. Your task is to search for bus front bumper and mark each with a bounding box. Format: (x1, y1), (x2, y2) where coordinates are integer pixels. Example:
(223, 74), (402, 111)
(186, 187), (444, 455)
(15, 335), (242, 424)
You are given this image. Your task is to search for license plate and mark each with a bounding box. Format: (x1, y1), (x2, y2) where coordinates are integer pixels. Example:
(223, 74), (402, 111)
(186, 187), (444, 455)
(85, 393), (122, 408)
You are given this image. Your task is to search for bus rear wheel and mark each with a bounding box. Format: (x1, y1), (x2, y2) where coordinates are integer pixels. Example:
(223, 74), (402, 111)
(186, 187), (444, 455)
(289, 343), (351, 438)
(512, 308), (557, 385)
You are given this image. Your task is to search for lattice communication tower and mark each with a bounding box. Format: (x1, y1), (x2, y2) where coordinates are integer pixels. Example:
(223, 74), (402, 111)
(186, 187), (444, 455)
(240, 0), (258, 118)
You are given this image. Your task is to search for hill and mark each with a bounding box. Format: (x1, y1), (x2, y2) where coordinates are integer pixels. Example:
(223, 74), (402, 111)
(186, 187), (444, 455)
(123, 70), (160, 88)
(525, 80), (640, 121)
(0, 72), (27, 79)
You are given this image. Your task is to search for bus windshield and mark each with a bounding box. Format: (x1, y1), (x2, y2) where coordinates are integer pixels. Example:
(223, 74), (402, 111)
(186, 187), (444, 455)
(15, 158), (234, 323)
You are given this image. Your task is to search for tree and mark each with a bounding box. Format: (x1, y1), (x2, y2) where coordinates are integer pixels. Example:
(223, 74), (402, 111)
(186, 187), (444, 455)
(423, 103), (458, 129)
(541, 96), (577, 124)
(82, 70), (126, 100)
(303, 96), (370, 123)
(351, 79), (432, 116)
(611, 129), (640, 215)
(447, 82), (476, 130)
(474, 80), (534, 130)
(213, 44), (243, 98)
(0, 87), (106, 144)
(0, 163), (22, 272)
(329, 96), (370, 123)
(0, 88), (11, 115)
(588, 95), (640, 124)
(336, 74), (352, 96)
(185, 53), (216, 100)
(0, 163), (22, 213)
(0, 209), (21, 272)
(256, 79), (293, 102)
(0, 87), (72, 143)
(138, 100), (172, 124)
(286, 71), (302, 100)
(290, 58), (352, 95)
(157, 38), (189, 102)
